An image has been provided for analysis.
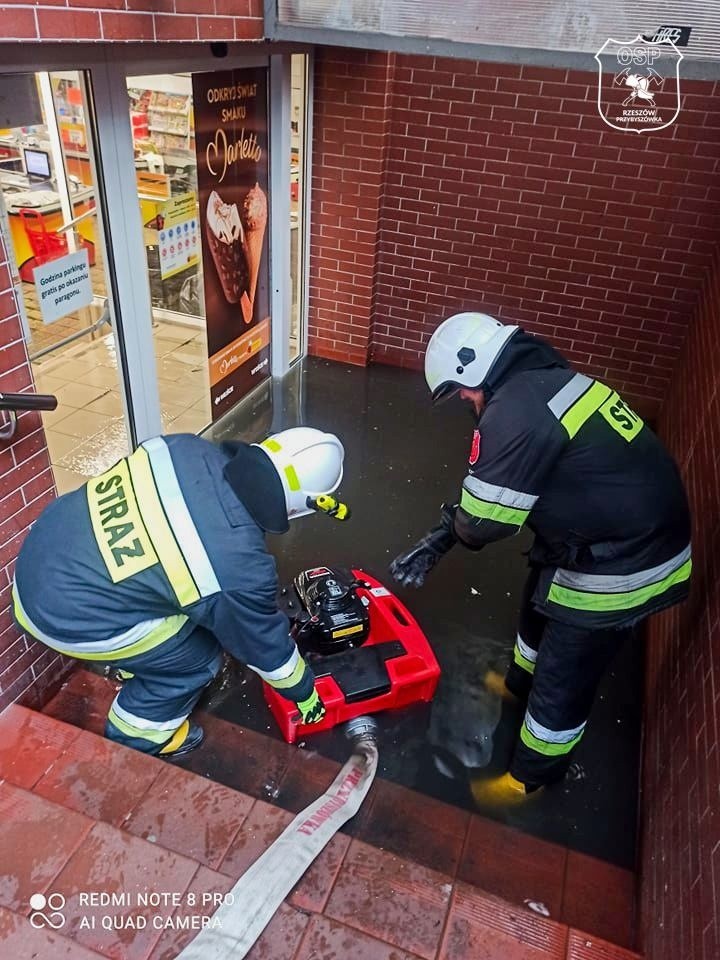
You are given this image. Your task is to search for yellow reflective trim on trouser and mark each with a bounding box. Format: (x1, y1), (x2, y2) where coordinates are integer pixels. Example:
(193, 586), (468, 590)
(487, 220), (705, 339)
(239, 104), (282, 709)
(107, 708), (176, 746)
(513, 645), (535, 675)
(520, 722), (584, 756)
(128, 447), (200, 607)
(266, 656), (308, 690)
(560, 381), (612, 439)
(284, 464), (301, 492)
(86, 458), (158, 583)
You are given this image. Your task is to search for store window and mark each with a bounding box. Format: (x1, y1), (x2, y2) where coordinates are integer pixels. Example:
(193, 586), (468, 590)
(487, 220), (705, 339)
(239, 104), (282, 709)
(0, 71), (128, 493)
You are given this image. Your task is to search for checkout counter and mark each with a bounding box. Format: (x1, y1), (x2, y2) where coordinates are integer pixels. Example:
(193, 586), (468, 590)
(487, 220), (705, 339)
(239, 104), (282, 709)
(0, 168), (96, 273)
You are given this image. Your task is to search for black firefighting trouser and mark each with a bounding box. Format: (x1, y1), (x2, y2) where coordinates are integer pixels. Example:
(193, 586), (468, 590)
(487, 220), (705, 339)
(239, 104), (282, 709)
(505, 568), (630, 789)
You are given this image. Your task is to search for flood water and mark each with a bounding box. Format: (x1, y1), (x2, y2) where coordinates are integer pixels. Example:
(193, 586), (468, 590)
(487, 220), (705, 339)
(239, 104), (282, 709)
(203, 357), (642, 869)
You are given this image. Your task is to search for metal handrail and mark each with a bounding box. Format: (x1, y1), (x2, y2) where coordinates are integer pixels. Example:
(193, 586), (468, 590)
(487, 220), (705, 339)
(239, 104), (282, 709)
(0, 392), (58, 441)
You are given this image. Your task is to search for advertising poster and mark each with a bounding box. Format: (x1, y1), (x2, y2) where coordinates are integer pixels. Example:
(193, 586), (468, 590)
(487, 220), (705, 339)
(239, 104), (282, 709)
(193, 68), (271, 420)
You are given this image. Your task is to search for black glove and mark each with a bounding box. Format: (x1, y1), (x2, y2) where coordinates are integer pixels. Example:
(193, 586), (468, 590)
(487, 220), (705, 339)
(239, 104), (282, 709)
(390, 503), (457, 588)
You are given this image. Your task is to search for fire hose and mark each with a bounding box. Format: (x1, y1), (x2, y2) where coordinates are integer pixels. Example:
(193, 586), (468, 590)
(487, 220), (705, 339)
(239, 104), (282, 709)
(176, 717), (379, 960)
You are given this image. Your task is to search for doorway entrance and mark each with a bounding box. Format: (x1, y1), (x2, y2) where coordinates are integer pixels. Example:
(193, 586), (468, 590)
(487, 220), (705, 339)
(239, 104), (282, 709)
(0, 50), (311, 494)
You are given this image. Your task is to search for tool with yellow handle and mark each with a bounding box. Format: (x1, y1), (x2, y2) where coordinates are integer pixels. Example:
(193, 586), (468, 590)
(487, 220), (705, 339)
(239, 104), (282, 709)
(306, 494), (351, 520)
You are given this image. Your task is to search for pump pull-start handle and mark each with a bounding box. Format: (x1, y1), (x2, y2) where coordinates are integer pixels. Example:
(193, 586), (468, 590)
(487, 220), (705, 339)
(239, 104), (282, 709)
(306, 494), (351, 521)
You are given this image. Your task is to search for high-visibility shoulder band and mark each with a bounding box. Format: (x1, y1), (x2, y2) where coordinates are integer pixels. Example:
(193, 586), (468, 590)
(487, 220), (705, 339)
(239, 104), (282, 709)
(548, 557), (691, 613)
(520, 712), (586, 756)
(127, 447), (200, 607)
(548, 374), (612, 439)
(249, 646), (308, 690)
(513, 634), (537, 674)
(142, 438), (221, 600)
(553, 544), (691, 594)
(108, 698), (187, 746)
(460, 488), (529, 528)
(12, 585), (188, 660)
(547, 373), (593, 419)
(463, 475), (538, 512)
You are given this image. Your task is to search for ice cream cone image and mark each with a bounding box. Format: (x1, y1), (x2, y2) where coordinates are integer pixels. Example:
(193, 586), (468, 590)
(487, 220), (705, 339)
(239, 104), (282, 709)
(240, 182), (267, 324)
(206, 190), (248, 305)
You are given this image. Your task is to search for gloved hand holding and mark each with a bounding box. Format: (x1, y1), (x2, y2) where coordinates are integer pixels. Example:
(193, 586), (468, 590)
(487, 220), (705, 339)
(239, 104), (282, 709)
(390, 503), (458, 588)
(296, 686), (326, 724)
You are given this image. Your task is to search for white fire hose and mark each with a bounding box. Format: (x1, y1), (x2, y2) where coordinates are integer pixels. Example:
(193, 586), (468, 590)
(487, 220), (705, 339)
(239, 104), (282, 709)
(176, 717), (379, 960)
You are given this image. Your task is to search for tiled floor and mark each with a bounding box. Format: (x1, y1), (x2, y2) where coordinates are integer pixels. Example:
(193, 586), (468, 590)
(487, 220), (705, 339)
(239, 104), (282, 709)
(42, 668), (640, 951)
(31, 320), (211, 494)
(0, 701), (643, 960)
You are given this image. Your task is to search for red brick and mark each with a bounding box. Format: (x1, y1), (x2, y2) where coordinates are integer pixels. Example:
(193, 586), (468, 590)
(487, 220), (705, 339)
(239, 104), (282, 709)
(154, 13), (197, 40)
(101, 11), (155, 40)
(198, 15), (234, 39)
(37, 8), (101, 39)
(0, 6), (36, 38)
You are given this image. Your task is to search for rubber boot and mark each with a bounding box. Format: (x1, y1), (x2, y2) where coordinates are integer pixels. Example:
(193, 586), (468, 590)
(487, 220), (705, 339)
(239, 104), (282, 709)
(484, 669), (518, 702)
(159, 721), (205, 760)
(470, 771), (543, 807)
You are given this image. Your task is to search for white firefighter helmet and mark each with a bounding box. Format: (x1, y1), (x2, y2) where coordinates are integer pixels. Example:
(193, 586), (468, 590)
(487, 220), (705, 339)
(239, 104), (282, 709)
(255, 427), (344, 521)
(424, 312), (518, 403)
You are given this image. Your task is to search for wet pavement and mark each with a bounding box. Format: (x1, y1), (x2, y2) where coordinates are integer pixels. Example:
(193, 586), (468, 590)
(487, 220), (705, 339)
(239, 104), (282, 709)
(203, 357), (642, 870)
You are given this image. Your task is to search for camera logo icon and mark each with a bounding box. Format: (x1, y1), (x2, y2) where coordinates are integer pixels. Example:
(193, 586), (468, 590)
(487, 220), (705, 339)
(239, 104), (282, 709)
(29, 892), (66, 929)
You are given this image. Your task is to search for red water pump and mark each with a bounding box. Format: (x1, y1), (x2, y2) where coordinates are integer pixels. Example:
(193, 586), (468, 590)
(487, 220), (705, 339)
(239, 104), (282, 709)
(263, 566), (440, 743)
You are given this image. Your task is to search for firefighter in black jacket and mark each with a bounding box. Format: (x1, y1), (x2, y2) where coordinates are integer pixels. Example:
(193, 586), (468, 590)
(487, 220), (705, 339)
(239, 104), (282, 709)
(391, 313), (691, 800)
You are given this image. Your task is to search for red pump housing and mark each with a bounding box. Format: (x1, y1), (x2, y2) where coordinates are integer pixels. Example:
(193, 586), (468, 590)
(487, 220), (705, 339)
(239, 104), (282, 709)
(263, 568), (440, 743)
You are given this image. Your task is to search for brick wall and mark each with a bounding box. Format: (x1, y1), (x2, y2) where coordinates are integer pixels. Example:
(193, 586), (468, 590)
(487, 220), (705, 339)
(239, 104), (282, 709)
(308, 47), (395, 364)
(309, 52), (720, 416)
(0, 0), (263, 42)
(641, 245), (720, 960)
(0, 231), (70, 713)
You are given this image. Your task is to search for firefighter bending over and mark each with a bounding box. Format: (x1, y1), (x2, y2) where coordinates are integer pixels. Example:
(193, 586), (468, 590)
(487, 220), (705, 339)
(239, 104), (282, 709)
(13, 428), (344, 758)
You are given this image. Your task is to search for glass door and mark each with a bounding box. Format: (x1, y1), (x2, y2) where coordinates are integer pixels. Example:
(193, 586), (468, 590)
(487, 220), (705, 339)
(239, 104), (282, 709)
(125, 71), (211, 436)
(0, 70), (129, 493)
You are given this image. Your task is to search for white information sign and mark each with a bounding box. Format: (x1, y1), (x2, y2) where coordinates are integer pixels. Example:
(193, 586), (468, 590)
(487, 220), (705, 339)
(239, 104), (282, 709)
(33, 249), (93, 325)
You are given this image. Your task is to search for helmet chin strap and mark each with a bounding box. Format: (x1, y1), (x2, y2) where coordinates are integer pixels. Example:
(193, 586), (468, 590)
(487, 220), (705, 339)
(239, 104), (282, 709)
(306, 494), (351, 521)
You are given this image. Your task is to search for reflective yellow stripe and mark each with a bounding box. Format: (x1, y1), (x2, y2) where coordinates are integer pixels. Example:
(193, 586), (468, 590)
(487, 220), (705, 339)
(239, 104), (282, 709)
(548, 559), (692, 612)
(460, 489), (528, 527)
(266, 656), (307, 690)
(520, 722), (584, 756)
(262, 438), (282, 453)
(560, 381), (612, 439)
(44, 615), (187, 662)
(284, 464), (301, 491)
(128, 447), (200, 607)
(513, 646), (535, 675)
(86, 459), (158, 584)
(107, 709), (176, 745)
